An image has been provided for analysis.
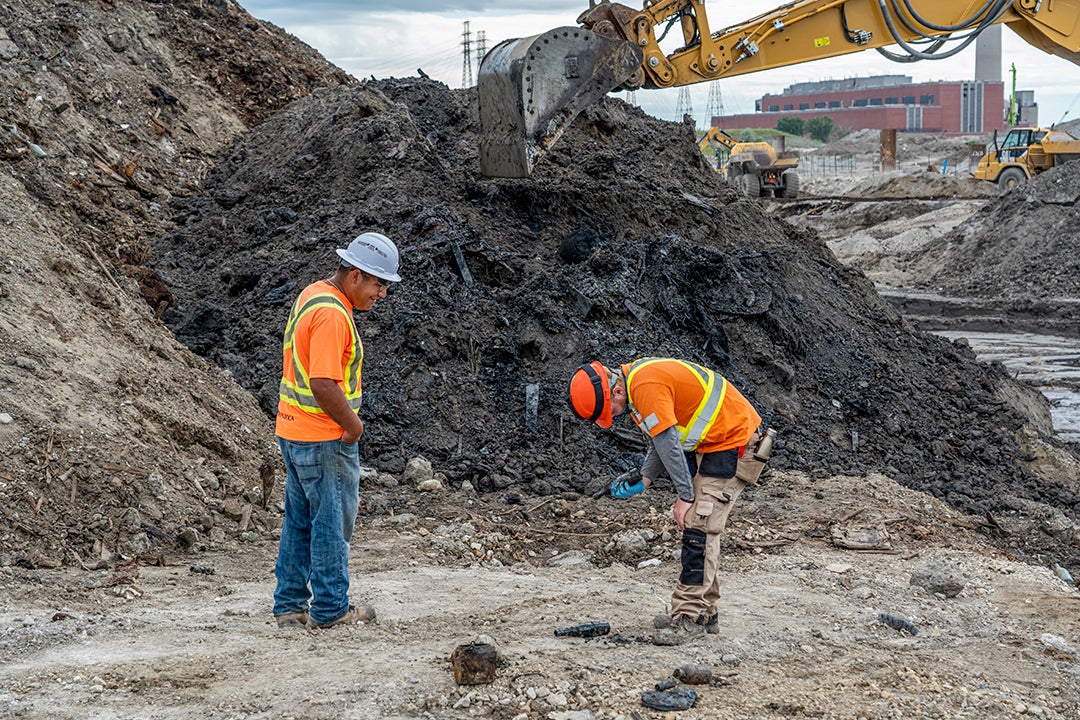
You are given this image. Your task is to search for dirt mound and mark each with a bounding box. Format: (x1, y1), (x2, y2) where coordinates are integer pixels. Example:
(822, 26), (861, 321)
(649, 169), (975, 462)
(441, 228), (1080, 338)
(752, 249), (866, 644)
(844, 170), (997, 199)
(155, 77), (1080, 566)
(812, 128), (981, 164)
(0, 0), (349, 568)
(908, 159), (1080, 299)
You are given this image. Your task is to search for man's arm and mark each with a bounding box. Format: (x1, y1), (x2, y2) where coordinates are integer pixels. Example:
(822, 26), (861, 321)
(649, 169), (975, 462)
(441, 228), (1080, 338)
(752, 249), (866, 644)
(647, 426), (694, 502)
(648, 426), (695, 531)
(310, 378), (365, 443)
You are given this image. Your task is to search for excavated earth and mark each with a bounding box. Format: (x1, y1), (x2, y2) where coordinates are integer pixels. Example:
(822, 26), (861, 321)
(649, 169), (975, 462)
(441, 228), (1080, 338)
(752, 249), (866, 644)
(1, 2), (1079, 720)
(156, 77), (1080, 565)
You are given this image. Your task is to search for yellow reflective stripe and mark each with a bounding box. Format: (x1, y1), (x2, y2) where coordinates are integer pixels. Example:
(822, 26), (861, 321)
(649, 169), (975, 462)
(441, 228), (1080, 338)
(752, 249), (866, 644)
(279, 291), (363, 413)
(681, 376), (727, 450)
(624, 357), (663, 428)
(625, 358), (727, 450)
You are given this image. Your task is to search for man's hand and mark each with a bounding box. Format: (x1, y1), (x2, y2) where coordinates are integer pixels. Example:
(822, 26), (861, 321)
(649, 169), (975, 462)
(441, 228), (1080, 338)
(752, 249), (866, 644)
(311, 378), (364, 444)
(341, 417), (364, 445)
(672, 497), (694, 531)
(612, 475), (652, 499)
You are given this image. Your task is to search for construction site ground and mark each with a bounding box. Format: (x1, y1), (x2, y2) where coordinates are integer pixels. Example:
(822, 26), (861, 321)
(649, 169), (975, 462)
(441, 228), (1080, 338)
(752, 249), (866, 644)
(1, 2), (1079, 719)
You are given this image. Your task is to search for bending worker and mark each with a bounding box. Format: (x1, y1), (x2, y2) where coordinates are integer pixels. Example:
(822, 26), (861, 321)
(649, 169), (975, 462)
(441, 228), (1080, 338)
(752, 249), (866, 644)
(568, 357), (770, 638)
(273, 232), (401, 630)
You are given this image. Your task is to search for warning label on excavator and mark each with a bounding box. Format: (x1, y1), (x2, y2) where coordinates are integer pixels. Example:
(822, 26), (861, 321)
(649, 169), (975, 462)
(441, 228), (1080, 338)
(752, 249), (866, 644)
(814, 36), (831, 47)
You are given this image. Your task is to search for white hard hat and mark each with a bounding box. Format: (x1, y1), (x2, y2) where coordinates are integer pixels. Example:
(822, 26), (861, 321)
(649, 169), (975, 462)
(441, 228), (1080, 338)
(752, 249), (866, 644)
(336, 232), (402, 282)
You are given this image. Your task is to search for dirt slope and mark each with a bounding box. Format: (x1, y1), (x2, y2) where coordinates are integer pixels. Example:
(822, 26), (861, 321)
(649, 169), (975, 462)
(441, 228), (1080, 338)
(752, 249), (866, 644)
(907, 159), (1080, 300)
(154, 78), (1079, 567)
(0, 0), (349, 569)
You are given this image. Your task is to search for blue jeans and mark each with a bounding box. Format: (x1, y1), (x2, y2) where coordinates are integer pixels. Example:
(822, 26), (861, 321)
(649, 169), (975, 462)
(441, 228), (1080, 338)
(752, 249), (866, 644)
(273, 437), (360, 625)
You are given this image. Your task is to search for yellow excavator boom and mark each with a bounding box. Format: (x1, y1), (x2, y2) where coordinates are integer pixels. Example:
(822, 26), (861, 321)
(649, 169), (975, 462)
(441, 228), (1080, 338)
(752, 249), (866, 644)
(478, 0), (1080, 177)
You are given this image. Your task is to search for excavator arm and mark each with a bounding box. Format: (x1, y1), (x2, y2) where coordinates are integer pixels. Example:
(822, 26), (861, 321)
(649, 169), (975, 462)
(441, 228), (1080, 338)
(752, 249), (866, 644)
(698, 126), (738, 152)
(478, 0), (1080, 177)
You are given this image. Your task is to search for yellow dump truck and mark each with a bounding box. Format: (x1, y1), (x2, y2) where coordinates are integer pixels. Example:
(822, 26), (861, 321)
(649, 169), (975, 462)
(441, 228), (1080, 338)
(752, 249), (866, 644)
(972, 127), (1080, 192)
(699, 128), (800, 199)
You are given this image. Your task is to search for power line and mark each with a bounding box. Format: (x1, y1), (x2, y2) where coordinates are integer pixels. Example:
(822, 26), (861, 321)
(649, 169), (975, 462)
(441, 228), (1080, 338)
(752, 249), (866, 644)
(475, 30), (487, 69)
(675, 87), (694, 122)
(461, 21), (473, 88)
(705, 83), (724, 123)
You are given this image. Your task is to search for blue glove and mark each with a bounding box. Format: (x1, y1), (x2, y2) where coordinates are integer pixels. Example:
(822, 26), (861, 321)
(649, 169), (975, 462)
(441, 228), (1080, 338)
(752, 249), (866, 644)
(611, 479), (646, 499)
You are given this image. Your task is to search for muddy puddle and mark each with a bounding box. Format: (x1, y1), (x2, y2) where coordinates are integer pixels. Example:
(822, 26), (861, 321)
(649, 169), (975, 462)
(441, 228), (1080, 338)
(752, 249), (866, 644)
(933, 330), (1080, 442)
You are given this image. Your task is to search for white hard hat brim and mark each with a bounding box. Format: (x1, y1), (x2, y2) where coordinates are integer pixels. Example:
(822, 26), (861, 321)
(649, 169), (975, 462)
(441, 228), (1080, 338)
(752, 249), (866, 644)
(335, 248), (402, 282)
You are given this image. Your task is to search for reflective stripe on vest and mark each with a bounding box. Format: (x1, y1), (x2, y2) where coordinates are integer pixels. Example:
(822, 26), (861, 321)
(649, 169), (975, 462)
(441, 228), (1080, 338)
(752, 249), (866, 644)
(278, 290), (363, 414)
(625, 358), (728, 451)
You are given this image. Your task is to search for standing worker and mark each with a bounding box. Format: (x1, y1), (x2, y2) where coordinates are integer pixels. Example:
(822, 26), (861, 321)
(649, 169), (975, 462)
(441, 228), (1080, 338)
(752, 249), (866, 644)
(272, 232), (401, 629)
(567, 357), (772, 640)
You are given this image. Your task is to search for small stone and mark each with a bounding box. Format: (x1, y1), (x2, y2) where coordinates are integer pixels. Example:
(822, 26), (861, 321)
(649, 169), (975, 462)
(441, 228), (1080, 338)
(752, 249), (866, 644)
(404, 456), (434, 486)
(0, 413), (12, 424)
(910, 560), (967, 597)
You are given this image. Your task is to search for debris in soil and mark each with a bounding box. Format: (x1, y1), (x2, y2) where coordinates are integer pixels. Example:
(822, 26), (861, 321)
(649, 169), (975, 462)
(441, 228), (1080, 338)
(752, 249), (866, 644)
(672, 664), (712, 684)
(878, 612), (920, 636)
(641, 686), (697, 710)
(153, 77), (1079, 567)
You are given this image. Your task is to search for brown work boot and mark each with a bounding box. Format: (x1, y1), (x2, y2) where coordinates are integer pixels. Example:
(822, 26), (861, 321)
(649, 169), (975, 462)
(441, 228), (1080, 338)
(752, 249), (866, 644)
(672, 614), (707, 638)
(704, 612), (720, 635)
(310, 604), (376, 629)
(274, 611), (309, 628)
(651, 614), (706, 645)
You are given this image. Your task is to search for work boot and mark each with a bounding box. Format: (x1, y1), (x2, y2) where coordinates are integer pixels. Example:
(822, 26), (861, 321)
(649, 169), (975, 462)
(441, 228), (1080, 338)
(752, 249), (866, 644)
(310, 604), (377, 629)
(672, 614), (706, 637)
(274, 611), (309, 628)
(704, 612), (719, 635)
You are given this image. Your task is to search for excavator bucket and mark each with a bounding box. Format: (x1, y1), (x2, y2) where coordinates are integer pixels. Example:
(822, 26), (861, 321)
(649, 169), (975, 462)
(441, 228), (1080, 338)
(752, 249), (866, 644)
(477, 27), (642, 178)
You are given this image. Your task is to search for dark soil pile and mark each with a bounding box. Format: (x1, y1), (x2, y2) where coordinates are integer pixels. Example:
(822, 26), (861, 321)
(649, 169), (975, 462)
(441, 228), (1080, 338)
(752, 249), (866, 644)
(909, 159), (1080, 300)
(155, 77), (1080, 565)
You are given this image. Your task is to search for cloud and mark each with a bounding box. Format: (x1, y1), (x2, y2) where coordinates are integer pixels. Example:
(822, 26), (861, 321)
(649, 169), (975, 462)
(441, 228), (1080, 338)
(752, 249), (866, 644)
(243, 1), (585, 25)
(240, 0), (1080, 126)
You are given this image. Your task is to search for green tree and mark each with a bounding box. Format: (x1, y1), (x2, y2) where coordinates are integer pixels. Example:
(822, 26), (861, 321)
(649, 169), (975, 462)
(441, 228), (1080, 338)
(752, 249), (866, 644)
(775, 117), (804, 136)
(806, 115), (835, 142)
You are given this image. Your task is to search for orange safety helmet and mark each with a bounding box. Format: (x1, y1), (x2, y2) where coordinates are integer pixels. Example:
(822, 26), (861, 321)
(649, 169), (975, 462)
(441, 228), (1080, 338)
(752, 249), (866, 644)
(567, 361), (614, 428)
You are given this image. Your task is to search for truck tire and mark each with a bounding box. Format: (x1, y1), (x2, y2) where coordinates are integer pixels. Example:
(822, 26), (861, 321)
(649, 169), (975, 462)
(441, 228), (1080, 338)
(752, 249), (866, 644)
(997, 167), (1027, 194)
(778, 170), (800, 199)
(738, 173), (757, 197)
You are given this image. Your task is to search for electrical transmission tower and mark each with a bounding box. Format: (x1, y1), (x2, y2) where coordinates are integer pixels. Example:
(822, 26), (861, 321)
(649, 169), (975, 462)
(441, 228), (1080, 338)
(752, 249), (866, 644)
(675, 87), (694, 122)
(475, 30), (487, 69)
(626, 89), (638, 107)
(705, 83), (725, 123)
(461, 21), (473, 87)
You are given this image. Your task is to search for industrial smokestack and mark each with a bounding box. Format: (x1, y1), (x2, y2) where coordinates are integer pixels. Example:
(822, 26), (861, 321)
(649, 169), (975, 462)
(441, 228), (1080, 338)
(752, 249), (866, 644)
(974, 25), (1002, 83)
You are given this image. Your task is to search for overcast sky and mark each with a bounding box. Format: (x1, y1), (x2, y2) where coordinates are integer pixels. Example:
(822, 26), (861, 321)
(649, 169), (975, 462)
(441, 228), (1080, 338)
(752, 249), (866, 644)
(242, 0), (1080, 129)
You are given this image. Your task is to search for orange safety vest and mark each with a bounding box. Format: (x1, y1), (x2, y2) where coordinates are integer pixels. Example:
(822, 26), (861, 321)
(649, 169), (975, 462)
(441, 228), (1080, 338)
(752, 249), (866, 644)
(621, 357), (760, 453)
(276, 281), (363, 441)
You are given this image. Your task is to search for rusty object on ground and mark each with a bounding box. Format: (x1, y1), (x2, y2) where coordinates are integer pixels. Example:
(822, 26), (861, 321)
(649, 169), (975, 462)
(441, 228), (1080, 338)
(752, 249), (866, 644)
(673, 664), (712, 684)
(450, 643), (497, 685)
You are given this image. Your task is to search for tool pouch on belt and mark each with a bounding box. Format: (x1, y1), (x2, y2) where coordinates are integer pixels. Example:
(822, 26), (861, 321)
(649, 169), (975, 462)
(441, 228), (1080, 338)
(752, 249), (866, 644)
(734, 432), (767, 485)
(735, 454), (766, 485)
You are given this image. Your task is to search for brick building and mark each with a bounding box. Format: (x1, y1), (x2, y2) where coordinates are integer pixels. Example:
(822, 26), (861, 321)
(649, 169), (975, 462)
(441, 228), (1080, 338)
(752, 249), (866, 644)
(713, 75), (1006, 134)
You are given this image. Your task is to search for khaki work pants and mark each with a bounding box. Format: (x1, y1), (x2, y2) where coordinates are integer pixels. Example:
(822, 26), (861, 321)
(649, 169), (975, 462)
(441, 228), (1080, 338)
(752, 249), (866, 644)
(670, 439), (766, 622)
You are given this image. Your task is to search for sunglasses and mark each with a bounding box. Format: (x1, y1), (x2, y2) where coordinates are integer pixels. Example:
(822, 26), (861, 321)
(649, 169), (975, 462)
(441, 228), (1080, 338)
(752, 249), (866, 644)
(361, 271), (392, 289)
